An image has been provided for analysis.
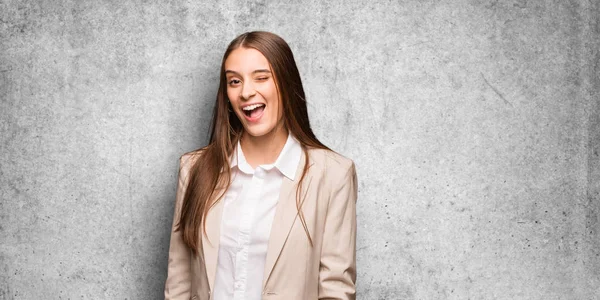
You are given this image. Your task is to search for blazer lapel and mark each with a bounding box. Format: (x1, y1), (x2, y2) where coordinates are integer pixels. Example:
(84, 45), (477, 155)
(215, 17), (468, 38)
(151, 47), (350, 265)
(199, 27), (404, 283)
(263, 152), (313, 288)
(202, 193), (224, 292)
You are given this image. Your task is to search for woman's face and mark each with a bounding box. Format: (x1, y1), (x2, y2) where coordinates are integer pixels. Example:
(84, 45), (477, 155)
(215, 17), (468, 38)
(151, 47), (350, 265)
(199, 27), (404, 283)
(225, 47), (284, 139)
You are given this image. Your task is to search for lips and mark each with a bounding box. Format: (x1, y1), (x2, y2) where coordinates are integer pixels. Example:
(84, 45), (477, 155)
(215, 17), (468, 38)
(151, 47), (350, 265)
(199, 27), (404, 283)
(241, 103), (265, 122)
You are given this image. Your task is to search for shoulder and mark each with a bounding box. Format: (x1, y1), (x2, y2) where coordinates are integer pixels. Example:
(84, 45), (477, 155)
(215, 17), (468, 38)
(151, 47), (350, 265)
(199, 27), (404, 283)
(306, 148), (355, 178)
(177, 148), (206, 180)
(180, 148), (204, 166)
(180, 148), (204, 167)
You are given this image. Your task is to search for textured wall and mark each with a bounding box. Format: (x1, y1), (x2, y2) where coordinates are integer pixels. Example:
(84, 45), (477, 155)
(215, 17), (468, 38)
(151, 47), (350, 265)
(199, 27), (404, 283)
(1, 0), (598, 299)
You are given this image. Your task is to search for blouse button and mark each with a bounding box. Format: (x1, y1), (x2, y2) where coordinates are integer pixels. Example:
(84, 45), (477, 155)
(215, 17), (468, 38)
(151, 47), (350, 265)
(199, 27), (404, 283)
(255, 167), (266, 179)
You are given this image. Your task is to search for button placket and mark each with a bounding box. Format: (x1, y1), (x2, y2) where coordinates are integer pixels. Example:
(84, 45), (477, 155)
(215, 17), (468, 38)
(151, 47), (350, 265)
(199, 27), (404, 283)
(232, 167), (266, 300)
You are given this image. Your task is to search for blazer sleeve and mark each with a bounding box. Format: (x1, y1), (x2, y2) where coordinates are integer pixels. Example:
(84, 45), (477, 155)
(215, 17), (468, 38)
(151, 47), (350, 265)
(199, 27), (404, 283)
(318, 162), (358, 300)
(164, 155), (193, 299)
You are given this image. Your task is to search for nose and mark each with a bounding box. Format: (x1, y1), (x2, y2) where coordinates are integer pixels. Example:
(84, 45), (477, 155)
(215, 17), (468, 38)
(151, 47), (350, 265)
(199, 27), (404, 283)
(240, 81), (256, 100)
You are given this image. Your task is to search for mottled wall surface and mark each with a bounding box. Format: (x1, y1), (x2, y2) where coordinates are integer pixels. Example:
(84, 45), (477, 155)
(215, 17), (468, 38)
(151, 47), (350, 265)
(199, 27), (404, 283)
(1, 0), (598, 299)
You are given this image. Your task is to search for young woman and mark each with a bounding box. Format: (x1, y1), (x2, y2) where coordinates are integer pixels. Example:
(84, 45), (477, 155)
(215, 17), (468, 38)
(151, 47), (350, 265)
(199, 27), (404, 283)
(165, 31), (358, 300)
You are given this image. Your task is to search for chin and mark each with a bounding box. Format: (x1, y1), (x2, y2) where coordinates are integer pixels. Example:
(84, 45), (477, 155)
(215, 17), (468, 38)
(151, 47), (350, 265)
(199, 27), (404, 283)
(243, 126), (268, 137)
(243, 123), (279, 138)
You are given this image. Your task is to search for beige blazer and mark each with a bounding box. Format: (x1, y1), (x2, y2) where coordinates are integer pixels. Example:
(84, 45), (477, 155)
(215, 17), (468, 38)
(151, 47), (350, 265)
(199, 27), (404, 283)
(165, 148), (358, 300)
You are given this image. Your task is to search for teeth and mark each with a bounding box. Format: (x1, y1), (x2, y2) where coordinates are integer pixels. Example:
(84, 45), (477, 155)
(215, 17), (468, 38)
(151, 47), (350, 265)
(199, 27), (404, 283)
(243, 103), (264, 111)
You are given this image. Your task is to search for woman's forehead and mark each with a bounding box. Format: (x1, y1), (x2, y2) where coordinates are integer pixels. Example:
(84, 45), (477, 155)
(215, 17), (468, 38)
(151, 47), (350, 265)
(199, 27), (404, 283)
(225, 47), (271, 74)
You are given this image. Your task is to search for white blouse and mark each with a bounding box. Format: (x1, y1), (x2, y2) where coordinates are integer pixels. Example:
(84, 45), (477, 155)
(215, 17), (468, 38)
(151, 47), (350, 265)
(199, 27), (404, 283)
(213, 134), (302, 300)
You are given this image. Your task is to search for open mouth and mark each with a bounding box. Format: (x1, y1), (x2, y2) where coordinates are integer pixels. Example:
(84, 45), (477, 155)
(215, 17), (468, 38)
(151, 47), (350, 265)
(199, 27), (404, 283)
(242, 103), (266, 119)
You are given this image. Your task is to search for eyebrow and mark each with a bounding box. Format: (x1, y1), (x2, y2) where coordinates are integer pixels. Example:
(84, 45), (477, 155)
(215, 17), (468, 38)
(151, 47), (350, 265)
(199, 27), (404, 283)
(225, 69), (272, 76)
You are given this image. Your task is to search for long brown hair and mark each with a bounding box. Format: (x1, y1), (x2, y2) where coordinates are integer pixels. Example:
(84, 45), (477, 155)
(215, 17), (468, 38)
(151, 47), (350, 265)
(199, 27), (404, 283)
(177, 31), (328, 253)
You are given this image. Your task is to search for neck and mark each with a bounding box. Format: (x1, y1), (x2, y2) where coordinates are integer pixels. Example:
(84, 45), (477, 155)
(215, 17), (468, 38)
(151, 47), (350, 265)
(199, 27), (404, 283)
(240, 124), (289, 169)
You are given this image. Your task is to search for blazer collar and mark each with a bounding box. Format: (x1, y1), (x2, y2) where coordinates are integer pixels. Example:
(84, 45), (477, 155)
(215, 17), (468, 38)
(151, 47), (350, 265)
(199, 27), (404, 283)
(202, 189), (225, 293)
(262, 150), (313, 289)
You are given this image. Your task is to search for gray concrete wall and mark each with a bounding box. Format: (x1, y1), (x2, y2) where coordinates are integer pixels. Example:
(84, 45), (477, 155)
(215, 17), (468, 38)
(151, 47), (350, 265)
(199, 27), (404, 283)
(1, 0), (598, 299)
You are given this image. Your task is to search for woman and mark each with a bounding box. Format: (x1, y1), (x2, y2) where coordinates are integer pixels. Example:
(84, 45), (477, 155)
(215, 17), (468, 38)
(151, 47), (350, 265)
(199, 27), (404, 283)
(165, 31), (357, 300)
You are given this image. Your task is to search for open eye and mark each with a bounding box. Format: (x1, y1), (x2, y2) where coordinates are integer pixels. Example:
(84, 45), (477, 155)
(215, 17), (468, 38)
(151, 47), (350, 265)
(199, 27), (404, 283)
(228, 79), (241, 86)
